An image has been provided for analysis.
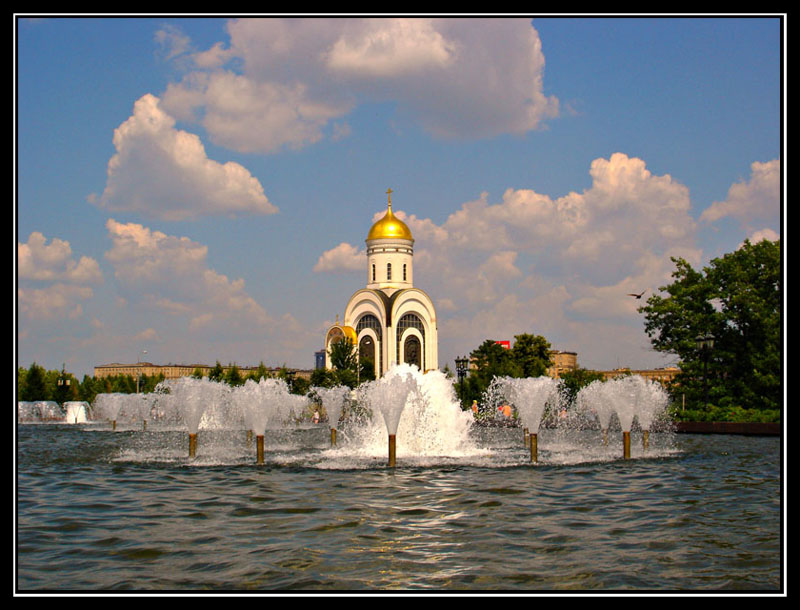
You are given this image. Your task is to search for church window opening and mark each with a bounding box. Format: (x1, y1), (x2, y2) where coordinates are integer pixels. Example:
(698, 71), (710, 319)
(387, 263), (392, 281)
(403, 336), (421, 369)
(396, 313), (425, 370)
(403, 264), (407, 281)
(356, 314), (383, 374)
(372, 264), (375, 282)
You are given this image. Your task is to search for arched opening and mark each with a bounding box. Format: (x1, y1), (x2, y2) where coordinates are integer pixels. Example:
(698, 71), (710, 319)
(356, 314), (383, 376)
(396, 313), (425, 370)
(359, 335), (376, 381)
(403, 335), (421, 369)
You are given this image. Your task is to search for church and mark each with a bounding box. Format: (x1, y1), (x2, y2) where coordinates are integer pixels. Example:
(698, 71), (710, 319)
(324, 189), (438, 378)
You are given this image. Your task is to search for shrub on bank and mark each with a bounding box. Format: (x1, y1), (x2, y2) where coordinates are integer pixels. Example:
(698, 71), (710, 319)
(669, 404), (780, 424)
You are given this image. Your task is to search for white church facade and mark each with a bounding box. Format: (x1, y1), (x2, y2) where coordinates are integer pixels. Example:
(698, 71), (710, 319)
(324, 189), (438, 378)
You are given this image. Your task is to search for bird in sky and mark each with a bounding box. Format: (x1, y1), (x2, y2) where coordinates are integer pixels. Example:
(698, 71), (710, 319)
(627, 290), (646, 299)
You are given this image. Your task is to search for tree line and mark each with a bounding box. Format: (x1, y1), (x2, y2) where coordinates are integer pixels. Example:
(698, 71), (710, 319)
(16, 360), (312, 405)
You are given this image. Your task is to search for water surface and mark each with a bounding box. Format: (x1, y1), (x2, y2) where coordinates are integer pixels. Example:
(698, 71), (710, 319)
(16, 425), (783, 592)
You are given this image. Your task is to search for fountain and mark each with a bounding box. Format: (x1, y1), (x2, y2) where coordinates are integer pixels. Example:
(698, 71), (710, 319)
(576, 380), (616, 446)
(351, 364), (482, 467)
(94, 393), (125, 430)
(164, 377), (229, 458)
(231, 377), (292, 464)
(361, 366), (420, 467)
(576, 375), (670, 459)
(22, 365), (673, 468)
(63, 401), (89, 424)
(17, 401), (63, 423)
(313, 385), (349, 446)
(500, 376), (561, 464)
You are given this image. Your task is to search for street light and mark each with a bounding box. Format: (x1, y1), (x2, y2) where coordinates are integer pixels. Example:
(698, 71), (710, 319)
(57, 363), (71, 405)
(455, 356), (469, 409)
(695, 333), (715, 412)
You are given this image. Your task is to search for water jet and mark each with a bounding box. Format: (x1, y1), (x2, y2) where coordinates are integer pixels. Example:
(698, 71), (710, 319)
(499, 376), (561, 465)
(313, 385), (348, 447)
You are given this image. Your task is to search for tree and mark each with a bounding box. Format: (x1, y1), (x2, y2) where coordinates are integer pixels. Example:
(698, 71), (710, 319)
(249, 362), (270, 382)
(78, 375), (100, 404)
(464, 340), (521, 405)
(639, 239), (781, 414)
(510, 333), (552, 378)
(20, 362), (47, 402)
(310, 367), (335, 388)
(208, 361), (225, 383)
(328, 338), (359, 388)
(559, 368), (605, 408)
(359, 355), (376, 383)
(225, 364), (243, 387)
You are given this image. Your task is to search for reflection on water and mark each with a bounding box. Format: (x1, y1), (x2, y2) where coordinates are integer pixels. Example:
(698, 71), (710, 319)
(16, 425), (782, 592)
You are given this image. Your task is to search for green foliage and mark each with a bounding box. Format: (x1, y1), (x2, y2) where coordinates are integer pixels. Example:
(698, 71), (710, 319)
(639, 239), (781, 415)
(19, 363), (47, 401)
(248, 362), (270, 382)
(224, 364), (243, 387)
(208, 361), (225, 383)
(510, 334), (552, 378)
(310, 367), (336, 388)
(462, 334), (553, 406)
(328, 337), (358, 372)
(669, 404), (780, 424)
(359, 356), (376, 383)
(327, 338), (360, 388)
(559, 367), (605, 407)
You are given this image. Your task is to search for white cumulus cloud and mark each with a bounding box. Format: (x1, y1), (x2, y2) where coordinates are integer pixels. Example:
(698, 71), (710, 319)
(158, 17), (559, 153)
(17, 232), (103, 321)
(18, 232), (103, 284)
(104, 219), (273, 336)
(93, 93), (277, 221)
(700, 159), (780, 234)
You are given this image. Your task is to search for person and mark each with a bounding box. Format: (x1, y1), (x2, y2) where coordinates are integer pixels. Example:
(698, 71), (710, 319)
(471, 400), (478, 417)
(313, 410), (320, 424)
(502, 404), (512, 419)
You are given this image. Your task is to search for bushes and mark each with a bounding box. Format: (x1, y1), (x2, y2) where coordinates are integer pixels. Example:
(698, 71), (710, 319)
(669, 404), (780, 424)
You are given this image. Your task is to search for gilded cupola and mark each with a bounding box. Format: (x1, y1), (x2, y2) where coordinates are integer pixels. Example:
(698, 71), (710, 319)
(366, 189), (414, 242)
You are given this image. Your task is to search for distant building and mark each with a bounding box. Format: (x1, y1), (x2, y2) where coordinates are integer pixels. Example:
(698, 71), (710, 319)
(93, 362), (312, 382)
(598, 366), (680, 386)
(548, 350), (578, 378)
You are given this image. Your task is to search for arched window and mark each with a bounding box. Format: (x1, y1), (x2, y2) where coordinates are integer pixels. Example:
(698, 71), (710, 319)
(403, 263), (407, 281)
(387, 263), (392, 281)
(372, 264), (375, 282)
(396, 313), (425, 370)
(356, 314), (383, 374)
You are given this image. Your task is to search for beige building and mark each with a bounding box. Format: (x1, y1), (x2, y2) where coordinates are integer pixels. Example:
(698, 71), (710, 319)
(547, 350), (578, 378)
(93, 362), (312, 382)
(598, 366), (680, 385)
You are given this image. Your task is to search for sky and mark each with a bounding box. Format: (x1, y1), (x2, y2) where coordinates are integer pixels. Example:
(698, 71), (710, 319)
(15, 15), (784, 380)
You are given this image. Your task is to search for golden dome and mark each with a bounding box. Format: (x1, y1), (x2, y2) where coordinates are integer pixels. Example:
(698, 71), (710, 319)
(366, 189), (414, 242)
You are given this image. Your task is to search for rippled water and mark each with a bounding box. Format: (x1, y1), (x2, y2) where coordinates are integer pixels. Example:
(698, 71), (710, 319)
(16, 424), (783, 592)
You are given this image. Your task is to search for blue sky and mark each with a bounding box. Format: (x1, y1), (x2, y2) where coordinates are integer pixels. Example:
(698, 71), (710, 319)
(16, 16), (784, 379)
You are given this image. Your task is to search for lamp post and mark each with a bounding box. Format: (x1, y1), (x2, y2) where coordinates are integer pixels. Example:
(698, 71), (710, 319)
(695, 333), (715, 412)
(455, 356), (469, 409)
(56, 363), (71, 406)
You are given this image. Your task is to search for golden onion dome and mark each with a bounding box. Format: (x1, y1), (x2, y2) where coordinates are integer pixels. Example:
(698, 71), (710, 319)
(366, 189), (413, 242)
